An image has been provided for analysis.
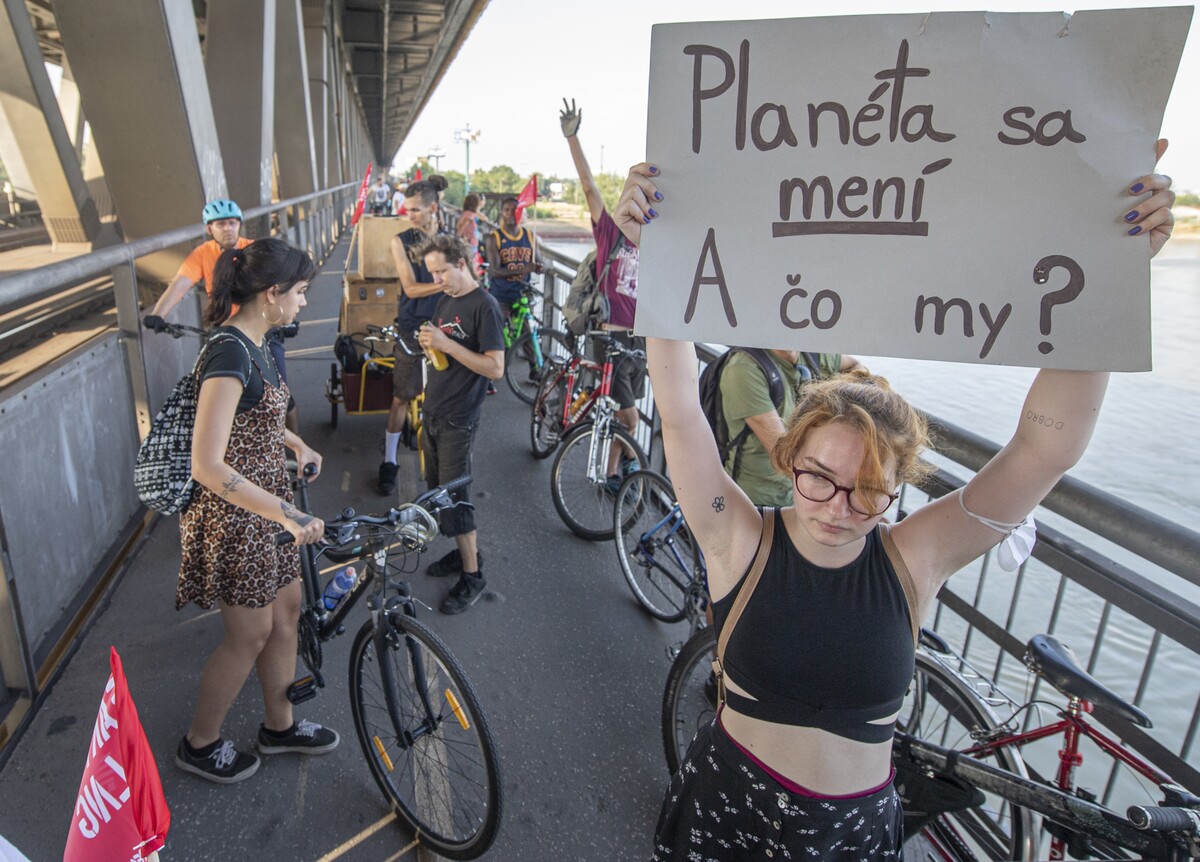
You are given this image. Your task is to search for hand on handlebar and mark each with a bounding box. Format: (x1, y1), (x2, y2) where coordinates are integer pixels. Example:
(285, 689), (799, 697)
(280, 501), (325, 545)
(143, 314), (169, 333)
(294, 445), (323, 481)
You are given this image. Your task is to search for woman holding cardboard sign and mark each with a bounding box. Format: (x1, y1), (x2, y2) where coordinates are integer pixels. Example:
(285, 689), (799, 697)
(614, 142), (1173, 859)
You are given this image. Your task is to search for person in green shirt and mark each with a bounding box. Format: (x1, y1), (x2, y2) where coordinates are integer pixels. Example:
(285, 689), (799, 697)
(721, 350), (859, 506)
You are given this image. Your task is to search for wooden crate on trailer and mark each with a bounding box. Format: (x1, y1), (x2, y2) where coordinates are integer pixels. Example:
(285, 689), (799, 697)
(353, 215), (412, 279)
(341, 273), (399, 336)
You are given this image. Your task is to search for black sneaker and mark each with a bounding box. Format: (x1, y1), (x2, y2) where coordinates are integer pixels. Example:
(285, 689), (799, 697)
(486, 381), (498, 395)
(378, 460), (399, 495)
(440, 573), (486, 615)
(257, 719), (340, 755)
(426, 548), (484, 578)
(175, 737), (260, 784)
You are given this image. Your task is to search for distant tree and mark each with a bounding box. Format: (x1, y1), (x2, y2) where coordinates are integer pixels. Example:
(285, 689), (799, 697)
(1178, 192), (1200, 208)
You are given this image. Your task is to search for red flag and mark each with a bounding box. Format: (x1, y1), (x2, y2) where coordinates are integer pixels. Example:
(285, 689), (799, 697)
(350, 162), (374, 226)
(515, 175), (538, 223)
(64, 648), (170, 862)
(414, 167), (422, 181)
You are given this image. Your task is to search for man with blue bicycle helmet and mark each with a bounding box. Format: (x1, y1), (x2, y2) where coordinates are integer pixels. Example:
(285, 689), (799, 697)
(144, 198), (299, 429)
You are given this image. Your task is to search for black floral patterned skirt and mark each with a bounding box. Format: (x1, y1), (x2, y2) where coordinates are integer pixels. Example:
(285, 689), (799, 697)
(650, 720), (904, 861)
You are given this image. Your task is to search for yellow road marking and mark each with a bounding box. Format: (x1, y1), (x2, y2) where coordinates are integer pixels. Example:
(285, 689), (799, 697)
(312, 813), (397, 861)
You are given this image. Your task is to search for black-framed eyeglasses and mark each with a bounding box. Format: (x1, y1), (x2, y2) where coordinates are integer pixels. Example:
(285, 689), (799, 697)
(791, 468), (899, 518)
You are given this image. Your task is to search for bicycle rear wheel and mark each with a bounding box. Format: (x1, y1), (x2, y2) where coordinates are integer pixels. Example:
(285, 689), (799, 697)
(898, 650), (1036, 862)
(661, 626), (718, 775)
(550, 423), (647, 541)
(613, 470), (695, 622)
(349, 615), (502, 860)
(505, 329), (571, 404)
(529, 360), (568, 459)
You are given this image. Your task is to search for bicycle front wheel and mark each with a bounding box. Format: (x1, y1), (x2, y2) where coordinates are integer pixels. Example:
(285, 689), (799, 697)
(505, 329), (572, 404)
(349, 616), (502, 860)
(661, 626), (717, 775)
(614, 470), (695, 622)
(898, 650), (1036, 862)
(550, 423), (648, 541)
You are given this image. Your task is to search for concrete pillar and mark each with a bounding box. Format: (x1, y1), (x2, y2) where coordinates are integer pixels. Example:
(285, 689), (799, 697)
(205, 0), (275, 211)
(0, 0), (101, 250)
(52, 0), (228, 280)
(275, 0), (318, 200)
(302, 0), (330, 189)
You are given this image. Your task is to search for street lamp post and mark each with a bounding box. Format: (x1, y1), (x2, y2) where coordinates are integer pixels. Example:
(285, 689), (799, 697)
(428, 146), (445, 172)
(454, 124), (482, 194)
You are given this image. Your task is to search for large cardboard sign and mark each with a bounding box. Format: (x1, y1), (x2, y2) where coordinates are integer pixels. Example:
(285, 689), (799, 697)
(638, 8), (1191, 370)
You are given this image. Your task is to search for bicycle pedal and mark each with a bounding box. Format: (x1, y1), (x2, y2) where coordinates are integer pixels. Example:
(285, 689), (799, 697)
(287, 675), (320, 705)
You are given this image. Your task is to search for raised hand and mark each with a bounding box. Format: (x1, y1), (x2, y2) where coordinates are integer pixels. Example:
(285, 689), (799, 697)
(559, 98), (581, 138)
(1125, 138), (1173, 258)
(612, 163), (662, 248)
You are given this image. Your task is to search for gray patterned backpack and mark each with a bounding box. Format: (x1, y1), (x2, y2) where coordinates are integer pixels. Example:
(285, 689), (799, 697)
(133, 333), (249, 514)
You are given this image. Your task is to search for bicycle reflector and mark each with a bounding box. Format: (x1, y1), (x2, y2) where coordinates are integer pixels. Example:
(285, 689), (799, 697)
(446, 689), (471, 730)
(373, 736), (395, 772)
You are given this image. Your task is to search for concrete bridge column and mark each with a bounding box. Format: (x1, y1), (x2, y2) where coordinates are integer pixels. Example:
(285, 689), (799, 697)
(205, 0), (276, 238)
(0, 0), (101, 250)
(52, 0), (227, 281)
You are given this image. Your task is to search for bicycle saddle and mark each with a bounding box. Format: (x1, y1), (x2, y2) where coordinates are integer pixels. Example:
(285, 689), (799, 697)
(1023, 634), (1152, 728)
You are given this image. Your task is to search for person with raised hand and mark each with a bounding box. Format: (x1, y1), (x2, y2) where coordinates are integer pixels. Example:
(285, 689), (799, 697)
(613, 141), (1174, 859)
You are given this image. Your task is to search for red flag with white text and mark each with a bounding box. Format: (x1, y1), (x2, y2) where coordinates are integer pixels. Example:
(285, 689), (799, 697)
(350, 162), (374, 226)
(63, 648), (169, 862)
(515, 175), (537, 223)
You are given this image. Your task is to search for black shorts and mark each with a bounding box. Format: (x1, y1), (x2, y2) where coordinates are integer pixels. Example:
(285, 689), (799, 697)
(421, 415), (477, 537)
(651, 719), (904, 861)
(392, 334), (424, 401)
(590, 331), (646, 410)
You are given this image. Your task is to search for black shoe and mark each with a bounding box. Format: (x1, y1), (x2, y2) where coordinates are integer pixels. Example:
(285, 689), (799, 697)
(440, 573), (486, 614)
(175, 737), (260, 784)
(486, 382), (498, 395)
(257, 719), (339, 755)
(399, 423), (418, 451)
(426, 548), (484, 578)
(378, 461), (398, 495)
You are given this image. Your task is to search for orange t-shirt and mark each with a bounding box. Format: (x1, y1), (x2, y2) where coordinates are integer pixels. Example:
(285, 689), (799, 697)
(177, 237), (253, 294)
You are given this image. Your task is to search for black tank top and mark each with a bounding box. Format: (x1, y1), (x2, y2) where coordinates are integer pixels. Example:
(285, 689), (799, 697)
(711, 510), (917, 743)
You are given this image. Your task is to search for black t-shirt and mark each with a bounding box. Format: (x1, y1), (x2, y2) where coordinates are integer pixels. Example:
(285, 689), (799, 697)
(197, 327), (279, 414)
(395, 227), (443, 331)
(423, 288), (505, 425)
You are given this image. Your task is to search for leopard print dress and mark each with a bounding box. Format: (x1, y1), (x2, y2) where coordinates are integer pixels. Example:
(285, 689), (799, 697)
(176, 360), (299, 610)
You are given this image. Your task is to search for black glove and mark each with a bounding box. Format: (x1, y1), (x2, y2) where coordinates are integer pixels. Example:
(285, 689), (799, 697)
(142, 314), (168, 333)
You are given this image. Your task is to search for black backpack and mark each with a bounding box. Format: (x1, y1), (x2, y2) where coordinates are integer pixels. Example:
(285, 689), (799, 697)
(698, 348), (786, 481)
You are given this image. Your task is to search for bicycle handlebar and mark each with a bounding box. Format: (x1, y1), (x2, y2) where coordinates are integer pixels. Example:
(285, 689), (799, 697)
(1127, 805), (1200, 835)
(274, 475), (473, 547)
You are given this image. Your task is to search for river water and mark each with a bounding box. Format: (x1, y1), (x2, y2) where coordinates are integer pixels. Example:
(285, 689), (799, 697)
(545, 236), (1200, 773)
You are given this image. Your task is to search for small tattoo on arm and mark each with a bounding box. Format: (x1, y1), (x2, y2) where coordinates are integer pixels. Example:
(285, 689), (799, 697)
(281, 500), (314, 527)
(1025, 410), (1065, 432)
(220, 473), (245, 499)
(712, 496), (726, 513)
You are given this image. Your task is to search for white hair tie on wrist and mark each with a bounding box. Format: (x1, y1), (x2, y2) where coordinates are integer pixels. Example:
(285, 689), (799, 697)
(958, 488), (1037, 572)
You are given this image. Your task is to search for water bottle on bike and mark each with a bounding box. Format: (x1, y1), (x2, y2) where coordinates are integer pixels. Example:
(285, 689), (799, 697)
(322, 566), (357, 610)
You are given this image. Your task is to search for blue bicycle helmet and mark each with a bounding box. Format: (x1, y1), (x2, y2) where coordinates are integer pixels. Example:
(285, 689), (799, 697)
(201, 198), (243, 224)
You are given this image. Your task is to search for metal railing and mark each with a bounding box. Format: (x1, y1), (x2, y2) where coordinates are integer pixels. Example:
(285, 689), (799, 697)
(0, 181), (358, 763)
(537, 242), (1200, 801)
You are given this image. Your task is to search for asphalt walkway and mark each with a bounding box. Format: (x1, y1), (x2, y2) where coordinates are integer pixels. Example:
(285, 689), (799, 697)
(0, 233), (686, 861)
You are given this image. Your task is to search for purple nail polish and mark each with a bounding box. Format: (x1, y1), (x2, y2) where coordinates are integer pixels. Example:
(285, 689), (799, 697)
(1128, 225), (1142, 236)
(1129, 182), (1144, 193)
(1124, 210), (1139, 222)
(648, 208), (658, 218)
(648, 165), (659, 174)
(654, 191), (663, 201)
(643, 215), (650, 225)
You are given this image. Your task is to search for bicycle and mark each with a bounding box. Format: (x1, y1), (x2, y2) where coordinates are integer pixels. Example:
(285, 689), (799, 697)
(544, 332), (650, 541)
(281, 466), (502, 859)
(499, 283), (572, 404)
(894, 628), (1200, 860)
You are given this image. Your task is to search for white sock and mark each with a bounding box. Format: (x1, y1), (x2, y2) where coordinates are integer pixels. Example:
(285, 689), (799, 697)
(384, 431), (401, 463)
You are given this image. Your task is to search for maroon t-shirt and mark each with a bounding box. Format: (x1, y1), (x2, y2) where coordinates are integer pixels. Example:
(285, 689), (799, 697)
(593, 209), (639, 329)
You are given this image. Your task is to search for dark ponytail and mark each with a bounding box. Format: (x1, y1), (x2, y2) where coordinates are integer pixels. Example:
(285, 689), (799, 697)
(405, 174), (447, 206)
(207, 238), (317, 327)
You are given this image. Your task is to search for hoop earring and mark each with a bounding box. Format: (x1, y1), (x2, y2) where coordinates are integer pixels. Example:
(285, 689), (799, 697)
(263, 302), (285, 326)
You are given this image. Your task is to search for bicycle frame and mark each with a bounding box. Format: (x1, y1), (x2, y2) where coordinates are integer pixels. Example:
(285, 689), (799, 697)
(960, 695), (1177, 859)
(896, 732), (1186, 859)
(637, 500), (709, 636)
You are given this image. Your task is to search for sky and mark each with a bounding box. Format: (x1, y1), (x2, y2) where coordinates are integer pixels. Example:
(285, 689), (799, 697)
(391, 0), (1199, 191)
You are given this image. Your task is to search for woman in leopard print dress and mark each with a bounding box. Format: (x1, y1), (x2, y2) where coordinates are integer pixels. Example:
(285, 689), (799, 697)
(173, 237), (339, 785)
